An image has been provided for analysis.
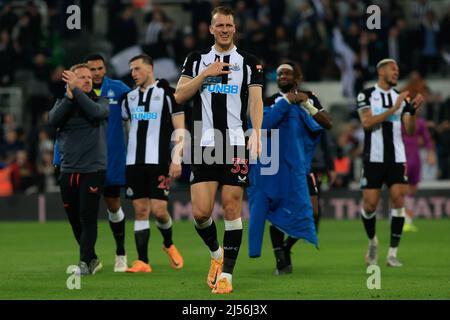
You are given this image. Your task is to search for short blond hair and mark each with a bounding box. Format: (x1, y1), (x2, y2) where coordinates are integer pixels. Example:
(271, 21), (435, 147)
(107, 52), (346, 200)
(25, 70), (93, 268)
(70, 63), (89, 72)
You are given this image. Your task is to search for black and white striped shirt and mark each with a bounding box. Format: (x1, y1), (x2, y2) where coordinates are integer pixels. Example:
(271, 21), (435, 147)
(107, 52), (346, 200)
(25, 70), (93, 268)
(181, 45), (263, 147)
(121, 80), (183, 166)
(357, 84), (412, 163)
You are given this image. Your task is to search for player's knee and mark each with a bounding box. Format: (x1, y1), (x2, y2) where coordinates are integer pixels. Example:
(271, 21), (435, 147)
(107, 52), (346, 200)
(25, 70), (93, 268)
(193, 215), (211, 225)
(391, 196), (405, 208)
(192, 203), (212, 222)
(134, 206), (150, 220)
(151, 203), (168, 219)
(105, 198), (121, 212)
(364, 203), (378, 214)
(223, 203), (240, 218)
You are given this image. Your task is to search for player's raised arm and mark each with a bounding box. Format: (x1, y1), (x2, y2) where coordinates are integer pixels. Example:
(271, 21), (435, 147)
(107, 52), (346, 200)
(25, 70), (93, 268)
(358, 90), (409, 130)
(402, 93), (425, 136)
(296, 92), (333, 130)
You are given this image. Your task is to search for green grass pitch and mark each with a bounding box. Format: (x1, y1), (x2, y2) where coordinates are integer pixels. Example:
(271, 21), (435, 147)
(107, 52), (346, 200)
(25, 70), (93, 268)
(0, 219), (449, 300)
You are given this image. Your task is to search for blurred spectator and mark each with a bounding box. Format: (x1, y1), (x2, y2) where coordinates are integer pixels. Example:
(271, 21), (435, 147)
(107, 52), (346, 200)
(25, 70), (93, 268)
(0, 155), (13, 197)
(195, 22), (213, 50)
(48, 66), (66, 101)
(0, 28), (16, 85)
(333, 122), (361, 188)
(234, 0), (253, 45)
(109, 6), (138, 54)
(144, 8), (167, 46)
(0, 129), (24, 162)
(270, 25), (291, 65)
(434, 98), (450, 179)
(440, 5), (450, 49)
(183, 0), (212, 37)
(411, 0), (432, 26)
(1, 114), (17, 138)
(0, 3), (18, 33)
(10, 150), (35, 193)
(418, 10), (440, 76)
(36, 150), (58, 193)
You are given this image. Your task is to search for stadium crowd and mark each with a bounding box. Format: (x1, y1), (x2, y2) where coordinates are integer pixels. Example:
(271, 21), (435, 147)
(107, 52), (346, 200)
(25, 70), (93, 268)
(0, 0), (450, 195)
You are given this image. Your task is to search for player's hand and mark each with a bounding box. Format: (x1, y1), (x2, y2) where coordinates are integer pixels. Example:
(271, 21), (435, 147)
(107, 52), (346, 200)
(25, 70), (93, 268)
(168, 163), (182, 179)
(285, 92), (297, 104)
(62, 70), (80, 91)
(201, 61), (232, 78)
(247, 129), (262, 160)
(296, 92), (309, 103)
(393, 90), (409, 112)
(66, 85), (74, 99)
(412, 93), (425, 112)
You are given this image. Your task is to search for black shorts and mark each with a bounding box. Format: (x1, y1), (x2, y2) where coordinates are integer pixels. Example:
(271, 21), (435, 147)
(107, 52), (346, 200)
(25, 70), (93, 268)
(125, 164), (170, 201)
(103, 185), (122, 198)
(190, 146), (249, 187)
(360, 162), (408, 189)
(307, 173), (319, 196)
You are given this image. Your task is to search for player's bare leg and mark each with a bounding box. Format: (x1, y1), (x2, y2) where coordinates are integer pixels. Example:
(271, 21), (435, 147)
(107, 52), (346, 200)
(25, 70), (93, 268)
(387, 184), (408, 267)
(191, 182), (222, 288)
(151, 199), (183, 269)
(362, 189), (382, 265)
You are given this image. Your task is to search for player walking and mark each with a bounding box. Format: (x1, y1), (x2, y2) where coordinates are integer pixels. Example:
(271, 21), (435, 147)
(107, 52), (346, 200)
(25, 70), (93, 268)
(175, 6), (263, 293)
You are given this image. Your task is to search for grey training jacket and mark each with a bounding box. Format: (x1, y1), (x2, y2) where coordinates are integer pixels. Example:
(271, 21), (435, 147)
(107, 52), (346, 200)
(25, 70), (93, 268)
(48, 88), (109, 173)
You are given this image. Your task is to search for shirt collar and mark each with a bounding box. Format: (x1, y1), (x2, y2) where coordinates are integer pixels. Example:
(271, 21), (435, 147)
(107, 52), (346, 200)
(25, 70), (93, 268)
(211, 44), (237, 56)
(375, 83), (393, 94)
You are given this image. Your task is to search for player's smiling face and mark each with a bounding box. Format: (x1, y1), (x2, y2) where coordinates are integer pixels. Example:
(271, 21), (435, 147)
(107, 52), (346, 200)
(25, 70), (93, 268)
(210, 14), (235, 49)
(277, 68), (295, 93)
(87, 59), (106, 86)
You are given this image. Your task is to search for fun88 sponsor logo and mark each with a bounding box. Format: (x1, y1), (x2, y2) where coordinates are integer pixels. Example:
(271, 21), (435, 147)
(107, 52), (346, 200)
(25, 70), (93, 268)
(132, 112), (158, 120)
(207, 84), (239, 94)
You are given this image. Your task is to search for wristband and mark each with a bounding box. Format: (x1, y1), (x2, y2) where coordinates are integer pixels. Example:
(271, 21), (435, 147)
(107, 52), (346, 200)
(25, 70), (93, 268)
(303, 100), (319, 116)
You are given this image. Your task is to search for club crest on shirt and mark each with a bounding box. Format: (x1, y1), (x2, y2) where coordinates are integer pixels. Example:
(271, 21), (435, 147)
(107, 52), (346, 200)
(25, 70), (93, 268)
(107, 89), (115, 98)
(126, 187), (134, 197)
(357, 93), (365, 102)
(230, 63), (240, 71)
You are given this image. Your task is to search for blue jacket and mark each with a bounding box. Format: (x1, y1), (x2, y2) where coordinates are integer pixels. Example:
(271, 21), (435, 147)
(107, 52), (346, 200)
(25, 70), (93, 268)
(248, 96), (322, 256)
(54, 77), (130, 185)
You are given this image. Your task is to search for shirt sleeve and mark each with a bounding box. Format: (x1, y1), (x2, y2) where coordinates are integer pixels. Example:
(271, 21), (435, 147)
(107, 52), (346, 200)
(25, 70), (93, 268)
(181, 52), (198, 79)
(309, 92), (324, 111)
(121, 95), (130, 120)
(246, 54), (264, 87)
(166, 87), (184, 115)
(356, 89), (372, 110)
